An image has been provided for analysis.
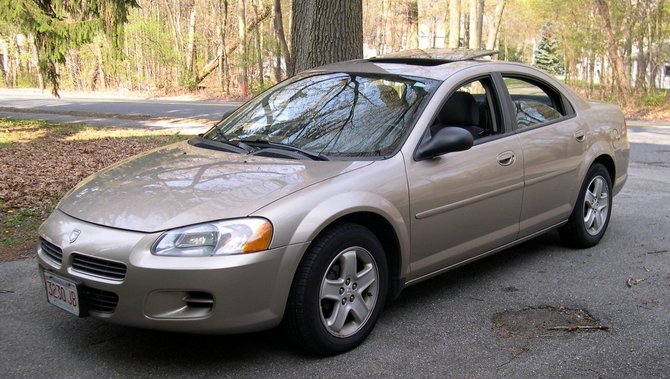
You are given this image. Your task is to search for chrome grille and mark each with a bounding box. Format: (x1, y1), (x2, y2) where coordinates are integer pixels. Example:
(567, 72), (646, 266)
(71, 254), (127, 280)
(81, 287), (118, 313)
(40, 239), (63, 264)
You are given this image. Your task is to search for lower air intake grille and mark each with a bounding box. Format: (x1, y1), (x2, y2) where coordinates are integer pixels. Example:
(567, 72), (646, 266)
(71, 254), (127, 281)
(40, 239), (63, 264)
(81, 287), (119, 313)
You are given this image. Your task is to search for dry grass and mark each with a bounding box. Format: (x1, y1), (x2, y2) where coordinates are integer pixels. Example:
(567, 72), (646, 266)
(0, 119), (192, 261)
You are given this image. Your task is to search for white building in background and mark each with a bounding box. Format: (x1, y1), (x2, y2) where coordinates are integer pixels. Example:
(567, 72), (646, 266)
(630, 58), (670, 90)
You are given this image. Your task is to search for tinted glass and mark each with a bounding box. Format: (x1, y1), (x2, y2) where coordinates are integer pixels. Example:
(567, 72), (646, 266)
(503, 77), (563, 128)
(204, 73), (438, 158)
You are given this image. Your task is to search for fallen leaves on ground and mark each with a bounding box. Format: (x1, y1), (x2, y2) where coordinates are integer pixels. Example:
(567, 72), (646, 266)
(0, 119), (189, 261)
(0, 138), (175, 211)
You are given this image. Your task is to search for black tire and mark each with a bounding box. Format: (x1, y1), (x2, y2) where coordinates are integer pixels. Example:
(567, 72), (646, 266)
(559, 163), (613, 248)
(282, 224), (388, 355)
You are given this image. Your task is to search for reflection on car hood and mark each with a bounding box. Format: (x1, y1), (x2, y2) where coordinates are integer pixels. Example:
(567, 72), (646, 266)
(58, 141), (371, 232)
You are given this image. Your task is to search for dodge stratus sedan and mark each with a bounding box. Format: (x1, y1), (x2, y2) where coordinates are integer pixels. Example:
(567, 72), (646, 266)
(38, 49), (629, 355)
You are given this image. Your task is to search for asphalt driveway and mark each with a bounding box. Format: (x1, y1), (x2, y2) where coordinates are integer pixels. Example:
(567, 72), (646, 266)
(0, 122), (668, 378)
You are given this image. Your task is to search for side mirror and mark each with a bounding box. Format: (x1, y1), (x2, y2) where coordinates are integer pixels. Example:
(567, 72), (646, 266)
(414, 126), (474, 161)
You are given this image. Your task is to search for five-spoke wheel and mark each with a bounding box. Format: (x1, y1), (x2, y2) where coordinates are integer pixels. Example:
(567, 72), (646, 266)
(560, 163), (613, 247)
(319, 247), (379, 338)
(283, 224), (387, 355)
(583, 175), (610, 236)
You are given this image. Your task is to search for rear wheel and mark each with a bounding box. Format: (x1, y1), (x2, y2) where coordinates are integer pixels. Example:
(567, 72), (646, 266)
(283, 224), (388, 355)
(559, 163), (613, 248)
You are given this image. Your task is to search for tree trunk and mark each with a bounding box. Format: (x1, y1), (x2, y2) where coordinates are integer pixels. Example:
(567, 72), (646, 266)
(253, 0), (264, 88)
(379, 0), (389, 54)
(95, 40), (106, 91)
(27, 33), (44, 89)
(448, 0), (460, 48)
(468, 0), (478, 49)
(185, 5), (197, 78)
(290, 0), (363, 76)
(162, 0), (184, 85)
(594, 0), (630, 98)
(477, 0), (484, 48)
(648, 0), (665, 92)
(218, 0), (229, 94)
(406, 1), (419, 49)
(622, 0), (635, 86)
(635, 36), (647, 91)
(273, 0), (291, 79)
(431, 16), (437, 48)
(485, 0), (505, 50)
(237, 0), (248, 96)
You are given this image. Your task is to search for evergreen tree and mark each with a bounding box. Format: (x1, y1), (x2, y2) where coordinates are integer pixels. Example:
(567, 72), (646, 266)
(534, 26), (564, 75)
(0, 0), (138, 96)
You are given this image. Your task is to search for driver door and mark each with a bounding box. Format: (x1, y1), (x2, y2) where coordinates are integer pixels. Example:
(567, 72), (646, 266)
(405, 76), (524, 280)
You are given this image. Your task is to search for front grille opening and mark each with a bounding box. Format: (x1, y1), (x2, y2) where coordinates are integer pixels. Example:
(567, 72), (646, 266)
(71, 253), (127, 281)
(81, 287), (119, 313)
(40, 239), (63, 265)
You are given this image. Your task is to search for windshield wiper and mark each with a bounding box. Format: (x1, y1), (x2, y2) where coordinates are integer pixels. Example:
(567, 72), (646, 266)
(206, 130), (256, 153)
(237, 139), (330, 161)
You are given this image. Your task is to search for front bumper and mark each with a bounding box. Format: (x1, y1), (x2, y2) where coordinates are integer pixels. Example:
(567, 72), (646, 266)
(37, 210), (307, 334)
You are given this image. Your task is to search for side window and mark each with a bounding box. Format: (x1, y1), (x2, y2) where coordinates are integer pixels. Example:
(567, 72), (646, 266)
(503, 77), (565, 129)
(433, 77), (503, 141)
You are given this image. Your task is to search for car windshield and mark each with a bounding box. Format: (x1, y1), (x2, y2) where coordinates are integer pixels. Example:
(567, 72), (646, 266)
(202, 72), (439, 158)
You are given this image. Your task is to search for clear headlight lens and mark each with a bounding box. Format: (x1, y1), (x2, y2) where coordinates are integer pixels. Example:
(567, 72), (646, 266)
(152, 218), (273, 257)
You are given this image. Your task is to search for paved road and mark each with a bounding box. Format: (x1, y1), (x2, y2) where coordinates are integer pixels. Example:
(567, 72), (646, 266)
(0, 89), (240, 133)
(0, 92), (668, 377)
(2, 89), (670, 133)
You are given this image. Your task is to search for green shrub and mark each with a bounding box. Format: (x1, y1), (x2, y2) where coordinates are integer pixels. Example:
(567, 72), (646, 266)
(642, 91), (668, 107)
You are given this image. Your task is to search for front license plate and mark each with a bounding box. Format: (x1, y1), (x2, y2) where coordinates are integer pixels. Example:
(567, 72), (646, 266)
(43, 271), (81, 316)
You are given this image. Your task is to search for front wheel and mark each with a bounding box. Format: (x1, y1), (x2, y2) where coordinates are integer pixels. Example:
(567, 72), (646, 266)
(559, 163), (613, 248)
(283, 224), (388, 355)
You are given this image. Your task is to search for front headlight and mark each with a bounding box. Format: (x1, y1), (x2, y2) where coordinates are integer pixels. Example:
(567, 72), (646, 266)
(152, 218), (273, 257)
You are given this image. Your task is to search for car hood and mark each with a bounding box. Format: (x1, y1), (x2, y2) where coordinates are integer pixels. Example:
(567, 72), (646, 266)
(58, 141), (371, 232)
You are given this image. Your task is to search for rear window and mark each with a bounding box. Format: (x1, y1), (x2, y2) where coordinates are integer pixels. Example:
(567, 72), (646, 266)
(503, 77), (566, 129)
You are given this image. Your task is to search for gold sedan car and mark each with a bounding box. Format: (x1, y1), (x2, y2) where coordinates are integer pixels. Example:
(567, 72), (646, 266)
(37, 50), (629, 355)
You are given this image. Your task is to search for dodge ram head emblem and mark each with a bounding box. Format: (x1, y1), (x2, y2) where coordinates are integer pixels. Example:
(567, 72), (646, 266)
(69, 229), (81, 243)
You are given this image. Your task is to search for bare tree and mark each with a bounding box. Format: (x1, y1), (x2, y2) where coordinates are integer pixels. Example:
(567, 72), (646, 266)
(485, 0), (506, 50)
(185, 4), (196, 78)
(448, 0), (460, 48)
(595, 0), (631, 98)
(237, 0), (248, 96)
(468, 0), (482, 49)
(273, 0), (291, 79)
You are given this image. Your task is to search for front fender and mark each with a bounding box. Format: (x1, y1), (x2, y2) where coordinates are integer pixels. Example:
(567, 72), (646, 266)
(253, 156), (412, 279)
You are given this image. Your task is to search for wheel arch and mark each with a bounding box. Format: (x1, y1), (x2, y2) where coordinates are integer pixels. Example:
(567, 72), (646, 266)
(572, 142), (617, 208)
(592, 154), (616, 183)
(314, 212), (405, 302)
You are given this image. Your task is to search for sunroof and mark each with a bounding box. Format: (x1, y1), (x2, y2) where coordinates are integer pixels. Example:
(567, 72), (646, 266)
(368, 48), (499, 64)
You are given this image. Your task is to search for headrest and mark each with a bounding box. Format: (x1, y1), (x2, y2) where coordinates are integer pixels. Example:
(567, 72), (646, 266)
(437, 91), (479, 126)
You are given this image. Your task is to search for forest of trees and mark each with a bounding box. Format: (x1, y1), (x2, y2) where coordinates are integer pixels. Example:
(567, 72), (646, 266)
(1, 0), (669, 105)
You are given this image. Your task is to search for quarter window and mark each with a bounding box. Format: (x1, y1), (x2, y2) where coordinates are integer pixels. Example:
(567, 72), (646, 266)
(503, 77), (565, 129)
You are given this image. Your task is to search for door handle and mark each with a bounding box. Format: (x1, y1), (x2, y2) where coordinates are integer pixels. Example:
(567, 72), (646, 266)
(497, 151), (516, 166)
(574, 130), (586, 142)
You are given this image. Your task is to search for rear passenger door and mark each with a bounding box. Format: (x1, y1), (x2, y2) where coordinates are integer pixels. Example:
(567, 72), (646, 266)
(500, 75), (587, 238)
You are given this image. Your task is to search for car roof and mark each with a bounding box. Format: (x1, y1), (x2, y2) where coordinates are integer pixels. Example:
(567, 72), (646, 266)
(303, 49), (590, 110)
(309, 48), (501, 81)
